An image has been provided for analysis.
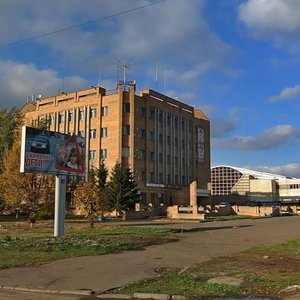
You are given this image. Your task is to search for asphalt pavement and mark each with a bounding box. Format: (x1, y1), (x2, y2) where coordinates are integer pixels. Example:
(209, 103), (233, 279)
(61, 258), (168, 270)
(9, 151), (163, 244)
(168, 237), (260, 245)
(0, 217), (300, 300)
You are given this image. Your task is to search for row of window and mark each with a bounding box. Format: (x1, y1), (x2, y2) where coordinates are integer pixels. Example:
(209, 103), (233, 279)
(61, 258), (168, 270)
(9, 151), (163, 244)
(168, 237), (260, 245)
(290, 184), (300, 189)
(90, 148), (198, 169)
(51, 106), (109, 125)
(50, 105), (201, 138)
(87, 126), (200, 151)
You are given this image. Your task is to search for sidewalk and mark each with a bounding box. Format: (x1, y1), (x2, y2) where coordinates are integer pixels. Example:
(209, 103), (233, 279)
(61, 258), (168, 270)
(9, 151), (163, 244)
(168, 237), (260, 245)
(0, 217), (299, 299)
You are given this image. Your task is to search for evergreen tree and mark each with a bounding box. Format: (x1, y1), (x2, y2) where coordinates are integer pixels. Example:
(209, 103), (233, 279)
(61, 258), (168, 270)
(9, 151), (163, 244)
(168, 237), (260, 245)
(89, 160), (108, 190)
(105, 161), (140, 214)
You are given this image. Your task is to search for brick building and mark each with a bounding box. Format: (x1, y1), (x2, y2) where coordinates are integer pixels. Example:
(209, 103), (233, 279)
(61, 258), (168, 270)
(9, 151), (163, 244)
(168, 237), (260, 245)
(23, 81), (211, 207)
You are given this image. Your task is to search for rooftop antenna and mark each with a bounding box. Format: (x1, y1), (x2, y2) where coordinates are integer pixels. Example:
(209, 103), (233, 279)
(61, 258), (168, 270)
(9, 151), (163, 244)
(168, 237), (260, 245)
(117, 58), (130, 84)
(61, 57), (66, 94)
(164, 70), (167, 93)
(155, 62), (159, 90)
(97, 63), (102, 87)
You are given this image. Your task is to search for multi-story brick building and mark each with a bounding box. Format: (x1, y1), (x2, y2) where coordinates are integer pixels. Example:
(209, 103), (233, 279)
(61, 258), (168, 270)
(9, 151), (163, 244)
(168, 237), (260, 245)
(23, 81), (211, 207)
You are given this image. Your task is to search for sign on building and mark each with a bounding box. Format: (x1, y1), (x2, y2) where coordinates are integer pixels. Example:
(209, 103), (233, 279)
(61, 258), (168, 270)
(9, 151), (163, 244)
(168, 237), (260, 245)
(197, 127), (204, 162)
(20, 126), (85, 175)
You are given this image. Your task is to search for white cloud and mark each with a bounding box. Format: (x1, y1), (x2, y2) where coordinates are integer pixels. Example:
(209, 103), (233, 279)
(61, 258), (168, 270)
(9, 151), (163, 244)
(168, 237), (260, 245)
(269, 84), (300, 102)
(0, 60), (88, 108)
(254, 163), (300, 178)
(238, 0), (300, 52)
(214, 124), (300, 150)
(239, 0), (300, 35)
(0, 1), (236, 77)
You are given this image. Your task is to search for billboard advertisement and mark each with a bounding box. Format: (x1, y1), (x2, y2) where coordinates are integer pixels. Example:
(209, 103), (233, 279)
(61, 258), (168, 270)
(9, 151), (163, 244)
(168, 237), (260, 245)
(20, 126), (85, 175)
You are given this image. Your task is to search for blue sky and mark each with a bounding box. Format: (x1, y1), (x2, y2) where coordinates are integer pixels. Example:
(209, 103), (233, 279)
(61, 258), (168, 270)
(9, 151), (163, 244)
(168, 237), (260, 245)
(0, 0), (300, 176)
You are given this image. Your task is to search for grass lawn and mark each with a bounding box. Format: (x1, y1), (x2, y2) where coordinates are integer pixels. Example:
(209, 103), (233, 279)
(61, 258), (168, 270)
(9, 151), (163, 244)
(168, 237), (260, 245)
(116, 239), (300, 298)
(0, 219), (177, 269)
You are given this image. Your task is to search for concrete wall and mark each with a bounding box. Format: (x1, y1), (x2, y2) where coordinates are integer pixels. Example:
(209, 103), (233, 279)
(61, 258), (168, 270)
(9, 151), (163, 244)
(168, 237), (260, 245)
(167, 205), (205, 220)
(278, 178), (300, 197)
(250, 179), (276, 194)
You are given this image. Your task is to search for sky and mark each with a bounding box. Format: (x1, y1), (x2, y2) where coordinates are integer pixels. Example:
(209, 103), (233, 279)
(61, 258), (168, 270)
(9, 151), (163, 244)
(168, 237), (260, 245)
(0, 0), (300, 177)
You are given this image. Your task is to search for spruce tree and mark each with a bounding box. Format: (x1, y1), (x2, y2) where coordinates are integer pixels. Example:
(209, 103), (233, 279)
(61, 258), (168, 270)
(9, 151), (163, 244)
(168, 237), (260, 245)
(105, 161), (140, 214)
(89, 160), (108, 191)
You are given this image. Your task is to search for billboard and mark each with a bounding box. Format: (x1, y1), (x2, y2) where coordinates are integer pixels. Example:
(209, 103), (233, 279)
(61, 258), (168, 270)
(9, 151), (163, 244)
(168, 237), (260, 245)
(20, 126), (85, 175)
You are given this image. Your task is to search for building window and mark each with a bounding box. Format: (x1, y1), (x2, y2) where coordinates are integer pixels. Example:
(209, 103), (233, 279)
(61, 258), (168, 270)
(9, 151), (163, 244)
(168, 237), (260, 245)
(139, 107), (146, 117)
(101, 106), (108, 116)
(167, 174), (171, 185)
(79, 130), (85, 137)
(167, 135), (171, 146)
(149, 110), (155, 120)
(89, 150), (96, 160)
(175, 156), (178, 166)
(159, 133), (163, 144)
(100, 149), (107, 159)
(122, 147), (130, 157)
(175, 138), (178, 147)
(149, 151), (154, 162)
(139, 149), (146, 160)
(69, 112), (74, 122)
(79, 110), (84, 120)
(149, 130), (154, 142)
(90, 108), (97, 118)
(182, 120), (185, 130)
(141, 171), (145, 181)
(167, 114), (171, 126)
(89, 129), (96, 139)
(159, 173), (163, 184)
(139, 129), (146, 139)
(150, 172), (155, 182)
(174, 117), (178, 129)
(175, 174), (178, 185)
(123, 102), (130, 113)
(101, 127), (108, 138)
(167, 155), (171, 164)
(159, 153), (163, 163)
(122, 125), (130, 136)
(159, 111), (163, 123)
(59, 113), (64, 123)
(50, 115), (54, 125)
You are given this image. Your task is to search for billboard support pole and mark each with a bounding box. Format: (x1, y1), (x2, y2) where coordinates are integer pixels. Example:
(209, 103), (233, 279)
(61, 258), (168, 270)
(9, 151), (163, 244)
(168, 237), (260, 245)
(54, 175), (66, 237)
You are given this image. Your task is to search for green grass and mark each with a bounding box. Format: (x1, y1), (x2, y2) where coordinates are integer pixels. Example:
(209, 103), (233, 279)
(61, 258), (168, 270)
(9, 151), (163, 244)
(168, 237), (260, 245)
(251, 239), (300, 256)
(0, 221), (177, 269)
(116, 238), (300, 298)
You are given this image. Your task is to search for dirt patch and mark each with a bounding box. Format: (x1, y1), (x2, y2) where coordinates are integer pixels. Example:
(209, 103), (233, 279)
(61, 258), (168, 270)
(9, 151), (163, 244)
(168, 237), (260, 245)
(193, 252), (300, 296)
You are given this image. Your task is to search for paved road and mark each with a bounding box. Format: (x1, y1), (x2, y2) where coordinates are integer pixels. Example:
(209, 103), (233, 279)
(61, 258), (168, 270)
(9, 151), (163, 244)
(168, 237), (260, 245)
(0, 217), (300, 299)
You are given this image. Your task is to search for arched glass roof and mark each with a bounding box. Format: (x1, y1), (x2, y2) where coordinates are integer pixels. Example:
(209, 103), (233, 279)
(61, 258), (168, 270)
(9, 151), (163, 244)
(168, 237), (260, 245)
(212, 165), (289, 180)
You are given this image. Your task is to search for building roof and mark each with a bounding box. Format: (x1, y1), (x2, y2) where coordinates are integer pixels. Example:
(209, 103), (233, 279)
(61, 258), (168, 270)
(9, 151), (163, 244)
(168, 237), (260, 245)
(212, 165), (290, 180)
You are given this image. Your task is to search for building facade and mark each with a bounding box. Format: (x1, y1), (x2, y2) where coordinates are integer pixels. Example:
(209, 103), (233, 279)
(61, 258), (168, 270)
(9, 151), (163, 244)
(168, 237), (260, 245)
(24, 81), (211, 207)
(211, 165), (300, 204)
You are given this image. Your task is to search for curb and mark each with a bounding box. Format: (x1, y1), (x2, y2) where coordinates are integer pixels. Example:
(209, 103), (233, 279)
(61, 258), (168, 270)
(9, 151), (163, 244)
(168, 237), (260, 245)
(0, 286), (94, 296)
(0, 287), (199, 300)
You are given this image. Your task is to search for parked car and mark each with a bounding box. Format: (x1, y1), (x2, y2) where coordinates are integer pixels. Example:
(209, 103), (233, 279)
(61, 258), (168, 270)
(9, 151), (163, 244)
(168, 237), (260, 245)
(30, 136), (50, 154)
